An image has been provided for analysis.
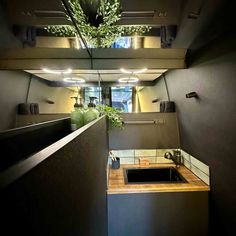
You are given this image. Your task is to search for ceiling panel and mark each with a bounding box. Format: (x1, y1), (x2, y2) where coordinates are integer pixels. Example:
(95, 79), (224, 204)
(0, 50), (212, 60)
(25, 69), (167, 82)
(4, 0), (185, 26)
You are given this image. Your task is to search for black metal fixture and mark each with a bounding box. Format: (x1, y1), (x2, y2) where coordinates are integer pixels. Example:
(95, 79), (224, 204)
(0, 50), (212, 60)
(152, 98), (159, 103)
(46, 100), (55, 104)
(186, 92), (198, 98)
(61, 0), (92, 59)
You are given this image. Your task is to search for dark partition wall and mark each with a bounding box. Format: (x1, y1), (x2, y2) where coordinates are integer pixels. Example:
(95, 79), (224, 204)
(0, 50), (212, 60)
(0, 118), (71, 171)
(0, 117), (108, 236)
(109, 112), (180, 149)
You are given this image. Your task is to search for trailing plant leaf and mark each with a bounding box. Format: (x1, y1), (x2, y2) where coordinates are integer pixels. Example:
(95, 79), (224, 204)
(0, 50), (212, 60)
(96, 104), (123, 129)
(45, 0), (151, 48)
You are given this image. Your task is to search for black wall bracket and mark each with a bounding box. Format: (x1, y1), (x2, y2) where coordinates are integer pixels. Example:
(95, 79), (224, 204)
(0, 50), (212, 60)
(186, 92), (198, 98)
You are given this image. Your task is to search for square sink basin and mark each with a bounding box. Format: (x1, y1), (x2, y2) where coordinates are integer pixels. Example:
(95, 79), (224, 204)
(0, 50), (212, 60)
(124, 167), (187, 184)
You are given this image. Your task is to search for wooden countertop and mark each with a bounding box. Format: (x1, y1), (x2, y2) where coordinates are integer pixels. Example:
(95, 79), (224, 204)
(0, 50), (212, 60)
(107, 164), (210, 194)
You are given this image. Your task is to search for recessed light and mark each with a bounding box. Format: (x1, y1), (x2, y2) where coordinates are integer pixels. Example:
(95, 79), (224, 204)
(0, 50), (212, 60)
(42, 68), (72, 75)
(118, 76), (139, 83)
(63, 77), (85, 83)
(120, 68), (147, 74)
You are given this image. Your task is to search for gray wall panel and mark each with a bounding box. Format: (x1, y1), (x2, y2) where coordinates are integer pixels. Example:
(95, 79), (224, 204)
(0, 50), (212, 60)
(164, 35), (236, 235)
(109, 112), (180, 149)
(0, 70), (76, 131)
(0, 70), (29, 130)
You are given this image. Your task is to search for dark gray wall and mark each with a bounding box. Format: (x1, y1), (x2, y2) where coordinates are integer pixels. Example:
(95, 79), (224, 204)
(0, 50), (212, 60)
(0, 1), (21, 47)
(164, 35), (236, 235)
(0, 70), (30, 130)
(0, 117), (108, 236)
(109, 112), (180, 149)
(0, 70), (76, 131)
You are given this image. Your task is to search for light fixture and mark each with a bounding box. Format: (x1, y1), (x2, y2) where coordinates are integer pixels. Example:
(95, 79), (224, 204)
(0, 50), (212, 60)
(120, 68), (147, 74)
(42, 68), (72, 75)
(63, 77), (85, 83)
(118, 76), (139, 83)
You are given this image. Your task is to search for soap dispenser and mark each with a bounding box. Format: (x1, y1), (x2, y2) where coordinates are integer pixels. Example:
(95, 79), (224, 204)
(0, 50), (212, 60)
(83, 96), (99, 125)
(70, 97), (84, 131)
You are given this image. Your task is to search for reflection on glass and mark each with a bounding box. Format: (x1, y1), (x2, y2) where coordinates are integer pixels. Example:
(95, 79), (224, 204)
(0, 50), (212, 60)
(84, 87), (101, 106)
(111, 87), (133, 112)
(111, 37), (131, 48)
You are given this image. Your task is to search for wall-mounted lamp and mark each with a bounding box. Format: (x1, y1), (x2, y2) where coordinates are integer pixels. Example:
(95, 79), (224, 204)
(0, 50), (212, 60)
(186, 92), (198, 98)
(152, 98), (159, 103)
(45, 99), (55, 104)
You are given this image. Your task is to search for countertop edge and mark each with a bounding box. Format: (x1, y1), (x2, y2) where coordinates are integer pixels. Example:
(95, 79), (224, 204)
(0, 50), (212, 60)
(107, 187), (210, 195)
(107, 163), (210, 195)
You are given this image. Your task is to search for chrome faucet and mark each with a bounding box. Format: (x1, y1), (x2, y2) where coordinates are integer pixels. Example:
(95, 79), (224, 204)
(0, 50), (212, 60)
(164, 150), (182, 168)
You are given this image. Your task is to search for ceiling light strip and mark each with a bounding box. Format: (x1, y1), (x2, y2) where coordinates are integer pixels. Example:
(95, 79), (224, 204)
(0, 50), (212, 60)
(42, 68), (72, 75)
(120, 68), (147, 74)
(118, 76), (139, 83)
(63, 77), (85, 83)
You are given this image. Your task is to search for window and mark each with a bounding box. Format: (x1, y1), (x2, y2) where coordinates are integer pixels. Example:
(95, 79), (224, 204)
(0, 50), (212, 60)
(111, 37), (131, 48)
(83, 86), (133, 112)
(83, 87), (101, 106)
(111, 87), (133, 112)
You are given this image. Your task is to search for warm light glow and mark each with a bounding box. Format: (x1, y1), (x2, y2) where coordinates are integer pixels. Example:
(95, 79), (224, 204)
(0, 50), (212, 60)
(118, 76), (139, 83)
(42, 68), (72, 75)
(63, 77), (85, 83)
(63, 68), (72, 74)
(133, 37), (139, 49)
(120, 68), (147, 74)
(75, 35), (81, 49)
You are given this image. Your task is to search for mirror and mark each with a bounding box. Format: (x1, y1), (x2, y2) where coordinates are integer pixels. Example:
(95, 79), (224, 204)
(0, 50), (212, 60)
(0, 0), (188, 132)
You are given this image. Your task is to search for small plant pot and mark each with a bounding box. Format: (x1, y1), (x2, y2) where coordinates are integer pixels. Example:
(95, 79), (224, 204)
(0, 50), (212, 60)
(111, 157), (120, 169)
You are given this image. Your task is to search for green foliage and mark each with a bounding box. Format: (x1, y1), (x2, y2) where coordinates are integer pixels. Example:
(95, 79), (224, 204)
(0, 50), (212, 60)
(45, 0), (151, 48)
(96, 104), (123, 129)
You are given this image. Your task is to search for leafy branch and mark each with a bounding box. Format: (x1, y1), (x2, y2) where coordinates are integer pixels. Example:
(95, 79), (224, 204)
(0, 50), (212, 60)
(45, 0), (151, 48)
(96, 104), (123, 129)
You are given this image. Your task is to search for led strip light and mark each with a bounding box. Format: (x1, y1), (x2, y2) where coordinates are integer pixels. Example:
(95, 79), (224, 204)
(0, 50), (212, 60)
(42, 68), (72, 75)
(120, 68), (147, 74)
(118, 76), (139, 83)
(63, 77), (85, 83)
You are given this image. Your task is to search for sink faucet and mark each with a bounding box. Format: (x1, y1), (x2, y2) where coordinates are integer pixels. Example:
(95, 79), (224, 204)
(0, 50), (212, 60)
(164, 150), (182, 168)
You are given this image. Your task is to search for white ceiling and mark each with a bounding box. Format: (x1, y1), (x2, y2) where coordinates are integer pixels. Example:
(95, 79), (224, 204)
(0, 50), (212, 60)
(25, 69), (167, 82)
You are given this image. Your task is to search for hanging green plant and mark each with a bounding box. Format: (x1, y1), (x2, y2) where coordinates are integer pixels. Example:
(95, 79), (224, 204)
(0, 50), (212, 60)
(46, 0), (151, 48)
(96, 104), (124, 129)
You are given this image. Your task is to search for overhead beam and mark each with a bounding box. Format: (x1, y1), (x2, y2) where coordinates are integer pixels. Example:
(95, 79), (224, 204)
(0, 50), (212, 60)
(0, 48), (186, 59)
(0, 48), (186, 70)
(0, 58), (185, 70)
(47, 80), (155, 87)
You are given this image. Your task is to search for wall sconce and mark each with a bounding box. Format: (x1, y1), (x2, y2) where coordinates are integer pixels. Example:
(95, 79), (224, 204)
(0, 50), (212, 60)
(186, 92), (198, 98)
(45, 99), (55, 104)
(152, 98), (159, 103)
